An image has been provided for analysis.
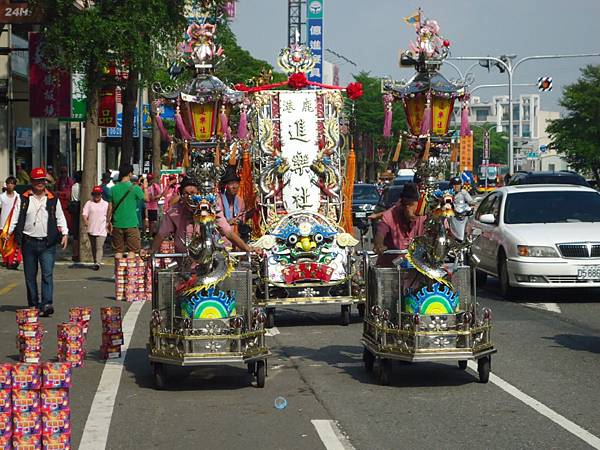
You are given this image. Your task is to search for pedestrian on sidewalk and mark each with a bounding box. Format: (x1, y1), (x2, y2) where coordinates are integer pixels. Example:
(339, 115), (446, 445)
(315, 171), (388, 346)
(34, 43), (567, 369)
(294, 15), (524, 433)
(145, 173), (163, 236)
(14, 167), (69, 317)
(69, 171), (82, 262)
(82, 186), (111, 271)
(0, 176), (22, 269)
(108, 164), (147, 259)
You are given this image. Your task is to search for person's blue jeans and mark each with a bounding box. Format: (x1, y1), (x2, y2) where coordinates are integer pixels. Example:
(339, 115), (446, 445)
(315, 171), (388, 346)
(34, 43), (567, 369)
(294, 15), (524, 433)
(21, 238), (57, 309)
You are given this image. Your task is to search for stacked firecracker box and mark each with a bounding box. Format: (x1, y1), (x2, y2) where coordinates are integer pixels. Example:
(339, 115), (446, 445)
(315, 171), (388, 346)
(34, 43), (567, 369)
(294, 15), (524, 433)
(100, 307), (123, 360)
(57, 323), (85, 369)
(16, 309), (44, 364)
(0, 362), (72, 450)
(114, 256), (151, 302)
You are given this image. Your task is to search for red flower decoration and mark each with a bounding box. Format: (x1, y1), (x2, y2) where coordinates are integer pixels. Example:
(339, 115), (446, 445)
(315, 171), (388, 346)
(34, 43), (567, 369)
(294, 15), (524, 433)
(234, 83), (250, 91)
(346, 82), (363, 100)
(288, 72), (308, 89)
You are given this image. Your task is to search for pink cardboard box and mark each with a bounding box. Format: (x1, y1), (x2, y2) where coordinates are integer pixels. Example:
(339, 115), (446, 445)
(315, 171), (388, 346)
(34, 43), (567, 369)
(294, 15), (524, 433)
(0, 364), (12, 389)
(41, 364), (71, 390)
(41, 410), (70, 436)
(12, 365), (41, 391)
(40, 390), (69, 414)
(12, 390), (40, 414)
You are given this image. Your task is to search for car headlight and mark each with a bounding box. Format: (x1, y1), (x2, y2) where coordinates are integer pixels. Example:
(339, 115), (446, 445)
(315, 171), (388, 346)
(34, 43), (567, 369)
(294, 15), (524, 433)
(517, 245), (558, 257)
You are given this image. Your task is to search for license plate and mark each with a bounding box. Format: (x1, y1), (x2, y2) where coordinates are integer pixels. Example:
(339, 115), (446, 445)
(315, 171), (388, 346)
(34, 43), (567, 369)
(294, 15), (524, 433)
(355, 212), (367, 218)
(577, 266), (600, 280)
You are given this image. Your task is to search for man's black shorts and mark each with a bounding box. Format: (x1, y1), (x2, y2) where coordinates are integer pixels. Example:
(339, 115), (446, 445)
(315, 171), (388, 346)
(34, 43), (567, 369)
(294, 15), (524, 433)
(147, 209), (158, 221)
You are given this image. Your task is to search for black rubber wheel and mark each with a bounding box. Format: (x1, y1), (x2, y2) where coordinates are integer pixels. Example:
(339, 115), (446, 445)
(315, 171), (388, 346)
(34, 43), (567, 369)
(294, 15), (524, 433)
(458, 360), (468, 370)
(377, 359), (392, 386)
(475, 270), (487, 287)
(153, 363), (167, 390)
(363, 348), (375, 372)
(477, 356), (490, 383)
(341, 305), (350, 326)
(266, 308), (275, 329)
(357, 303), (366, 318)
(247, 362), (257, 374)
(498, 253), (514, 299)
(256, 360), (266, 388)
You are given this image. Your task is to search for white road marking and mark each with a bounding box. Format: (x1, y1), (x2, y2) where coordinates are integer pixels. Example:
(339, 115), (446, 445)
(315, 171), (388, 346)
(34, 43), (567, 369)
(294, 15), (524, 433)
(521, 302), (562, 313)
(468, 361), (600, 449)
(79, 301), (145, 450)
(312, 420), (355, 450)
(265, 326), (280, 337)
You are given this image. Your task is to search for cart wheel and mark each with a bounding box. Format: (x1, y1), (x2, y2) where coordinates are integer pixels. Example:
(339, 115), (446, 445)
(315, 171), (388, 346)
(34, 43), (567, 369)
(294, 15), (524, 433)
(266, 308), (275, 329)
(477, 356), (490, 383)
(363, 348), (375, 372)
(377, 359), (392, 386)
(357, 304), (366, 318)
(153, 363), (168, 390)
(341, 305), (350, 326)
(256, 360), (266, 388)
(247, 362), (257, 374)
(458, 360), (468, 370)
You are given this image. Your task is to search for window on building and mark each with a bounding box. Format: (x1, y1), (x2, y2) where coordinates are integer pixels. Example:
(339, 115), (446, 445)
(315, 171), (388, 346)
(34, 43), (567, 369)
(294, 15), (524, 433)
(513, 105), (520, 121)
(513, 124), (519, 136)
(549, 164), (555, 172)
(475, 109), (489, 122)
(522, 124), (531, 137)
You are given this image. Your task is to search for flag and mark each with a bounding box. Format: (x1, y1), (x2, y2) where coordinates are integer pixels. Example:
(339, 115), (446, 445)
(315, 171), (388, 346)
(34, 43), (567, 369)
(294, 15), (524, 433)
(403, 12), (420, 25)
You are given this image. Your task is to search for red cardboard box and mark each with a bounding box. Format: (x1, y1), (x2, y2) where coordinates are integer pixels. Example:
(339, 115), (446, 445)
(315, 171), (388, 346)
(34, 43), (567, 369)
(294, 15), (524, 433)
(101, 332), (123, 347)
(12, 365), (41, 390)
(42, 431), (70, 450)
(100, 307), (121, 323)
(0, 435), (11, 448)
(12, 433), (42, 449)
(100, 322), (122, 335)
(16, 309), (39, 325)
(12, 390), (40, 414)
(0, 411), (11, 436)
(41, 364), (71, 390)
(18, 324), (45, 339)
(99, 345), (121, 360)
(0, 390), (11, 413)
(56, 325), (83, 343)
(0, 364), (12, 389)
(40, 390), (69, 414)
(41, 411), (70, 435)
(12, 410), (41, 436)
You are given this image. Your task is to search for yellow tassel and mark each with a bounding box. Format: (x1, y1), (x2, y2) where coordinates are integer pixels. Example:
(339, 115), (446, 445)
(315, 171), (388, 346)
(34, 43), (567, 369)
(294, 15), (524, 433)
(422, 137), (430, 161)
(392, 135), (402, 162)
(183, 141), (190, 168)
(214, 141), (221, 167)
(339, 148), (356, 233)
(166, 141), (174, 167)
(229, 141), (238, 166)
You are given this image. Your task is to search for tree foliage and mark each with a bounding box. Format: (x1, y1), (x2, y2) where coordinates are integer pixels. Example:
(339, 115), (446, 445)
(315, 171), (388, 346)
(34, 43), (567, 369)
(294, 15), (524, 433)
(470, 125), (508, 168)
(547, 65), (600, 182)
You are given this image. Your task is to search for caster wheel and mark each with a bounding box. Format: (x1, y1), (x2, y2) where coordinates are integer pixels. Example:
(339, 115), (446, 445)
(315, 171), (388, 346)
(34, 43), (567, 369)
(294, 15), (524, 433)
(377, 359), (392, 386)
(256, 360), (266, 388)
(266, 309), (275, 329)
(477, 357), (490, 383)
(357, 304), (366, 318)
(458, 360), (468, 370)
(153, 363), (168, 390)
(363, 348), (375, 372)
(341, 305), (350, 326)
(247, 362), (257, 374)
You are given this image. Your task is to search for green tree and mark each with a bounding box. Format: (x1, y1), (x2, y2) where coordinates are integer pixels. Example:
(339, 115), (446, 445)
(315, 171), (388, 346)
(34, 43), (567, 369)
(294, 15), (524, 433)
(547, 65), (600, 183)
(470, 124), (508, 168)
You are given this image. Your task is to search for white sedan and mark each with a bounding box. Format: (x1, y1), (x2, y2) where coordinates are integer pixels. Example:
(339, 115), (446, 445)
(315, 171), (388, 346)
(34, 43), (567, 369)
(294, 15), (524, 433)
(467, 184), (600, 297)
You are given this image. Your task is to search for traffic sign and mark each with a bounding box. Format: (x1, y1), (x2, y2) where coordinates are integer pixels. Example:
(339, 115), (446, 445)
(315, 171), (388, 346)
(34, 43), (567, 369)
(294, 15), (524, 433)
(539, 144), (548, 153)
(538, 77), (552, 92)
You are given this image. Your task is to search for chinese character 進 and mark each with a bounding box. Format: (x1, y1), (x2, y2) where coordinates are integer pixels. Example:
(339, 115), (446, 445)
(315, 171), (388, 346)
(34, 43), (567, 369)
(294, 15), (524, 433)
(309, 40), (322, 51)
(289, 119), (309, 142)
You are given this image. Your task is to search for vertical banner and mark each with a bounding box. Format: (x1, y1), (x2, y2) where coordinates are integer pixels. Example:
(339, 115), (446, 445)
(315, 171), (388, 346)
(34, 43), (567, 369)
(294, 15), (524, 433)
(459, 133), (474, 171)
(306, 0), (323, 83)
(28, 32), (71, 118)
(98, 66), (117, 128)
(71, 73), (87, 121)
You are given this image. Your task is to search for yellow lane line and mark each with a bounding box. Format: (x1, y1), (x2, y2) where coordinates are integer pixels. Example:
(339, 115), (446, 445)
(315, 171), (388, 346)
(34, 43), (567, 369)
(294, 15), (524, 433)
(0, 282), (18, 295)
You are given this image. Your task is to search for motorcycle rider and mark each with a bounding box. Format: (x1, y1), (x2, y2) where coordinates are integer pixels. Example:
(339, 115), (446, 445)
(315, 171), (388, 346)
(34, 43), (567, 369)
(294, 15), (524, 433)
(448, 176), (476, 241)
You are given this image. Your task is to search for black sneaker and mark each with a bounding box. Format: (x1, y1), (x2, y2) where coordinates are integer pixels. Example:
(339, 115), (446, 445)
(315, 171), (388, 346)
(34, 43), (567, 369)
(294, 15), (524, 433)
(40, 305), (54, 317)
(92, 264), (100, 271)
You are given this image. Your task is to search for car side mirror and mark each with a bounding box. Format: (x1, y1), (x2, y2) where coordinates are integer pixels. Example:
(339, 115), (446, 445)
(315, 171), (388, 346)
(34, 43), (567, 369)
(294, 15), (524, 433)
(479, 213), (496, 224)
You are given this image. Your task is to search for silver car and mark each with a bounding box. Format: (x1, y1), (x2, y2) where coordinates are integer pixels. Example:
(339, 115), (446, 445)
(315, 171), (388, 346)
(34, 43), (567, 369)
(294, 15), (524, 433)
(468, 184), (600, 297)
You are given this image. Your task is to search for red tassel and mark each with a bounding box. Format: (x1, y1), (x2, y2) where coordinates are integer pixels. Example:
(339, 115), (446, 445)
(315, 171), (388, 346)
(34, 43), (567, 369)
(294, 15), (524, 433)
(237, 106), (248, 140)
(420, 93), (432, 136)
(175, 110), (192, 141)
(220, 107), (231, 141)
(383, 94), (393, 138)
(460, 99), (471, 136)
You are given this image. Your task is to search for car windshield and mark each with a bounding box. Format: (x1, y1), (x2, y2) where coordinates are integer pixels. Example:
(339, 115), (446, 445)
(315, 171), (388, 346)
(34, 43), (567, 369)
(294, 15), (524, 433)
(353, 185), (379, 202)
(504, 191), (600, 224)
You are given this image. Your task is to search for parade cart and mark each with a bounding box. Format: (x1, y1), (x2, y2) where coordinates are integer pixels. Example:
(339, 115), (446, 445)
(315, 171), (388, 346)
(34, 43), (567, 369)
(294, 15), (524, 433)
(148, 253), (269, 389)
(238, 41), (366, 327)
(361, 11), (496, 384)
(361, 251), (495, 385)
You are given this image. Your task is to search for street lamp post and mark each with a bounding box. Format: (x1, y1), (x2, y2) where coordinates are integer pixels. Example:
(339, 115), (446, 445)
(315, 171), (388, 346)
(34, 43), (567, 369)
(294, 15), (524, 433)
(448, 52), (600, 174)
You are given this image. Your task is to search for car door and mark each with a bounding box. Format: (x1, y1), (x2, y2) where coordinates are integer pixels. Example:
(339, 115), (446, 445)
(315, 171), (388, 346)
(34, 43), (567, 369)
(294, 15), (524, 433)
(470, 192), (501, 273)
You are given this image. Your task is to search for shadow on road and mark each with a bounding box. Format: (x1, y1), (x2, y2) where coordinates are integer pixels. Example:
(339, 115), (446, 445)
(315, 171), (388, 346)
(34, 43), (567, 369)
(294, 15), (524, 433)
(279, 344), (477, 387)
(0, 305), (23, 312)
(270, 307), (362, 328)
(544, 334), (600, 354)
(124, 347), (256, 391)
(480, 278), (600, 303)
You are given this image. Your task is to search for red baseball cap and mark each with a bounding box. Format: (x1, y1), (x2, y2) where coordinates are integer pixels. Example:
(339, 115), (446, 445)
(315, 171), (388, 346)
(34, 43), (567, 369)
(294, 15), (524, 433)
(92, 186), (103, 194)
(146, 173), (154, 180)
(30, 167), (47, 181)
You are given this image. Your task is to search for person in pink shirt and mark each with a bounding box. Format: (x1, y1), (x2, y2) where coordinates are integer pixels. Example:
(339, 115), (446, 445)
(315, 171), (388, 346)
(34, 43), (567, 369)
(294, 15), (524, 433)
(161, 174), (180, 215)
(373, 183), (426, 267)
(150, 177), (258, 255)
(144, 173), (163, 235)
(82, 185), (111, 270)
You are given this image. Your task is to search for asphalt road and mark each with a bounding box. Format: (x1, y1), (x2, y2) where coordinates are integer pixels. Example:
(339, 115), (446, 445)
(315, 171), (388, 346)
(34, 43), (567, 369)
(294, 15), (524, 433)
(0, 263), (599, 450)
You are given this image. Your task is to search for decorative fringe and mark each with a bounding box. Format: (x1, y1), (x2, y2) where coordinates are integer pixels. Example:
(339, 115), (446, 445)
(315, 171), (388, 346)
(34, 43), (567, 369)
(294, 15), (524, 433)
(185, 103), (194, 139)
(220, 106), (231, 141)
(420, 92), (432, 136)
(450, 142), (459, 162)
(339, 148), (356, 233)
(238, 149), (259, 237)
(415, 191), (428, 216)
(422, 137), (430, 161)
(229, 141), (238, 166)
(460, 99), (471, 136)
(175, 110), (193, 141)
(237, 107), (248, 140)
(214, 141), (221, 167)
(392, 135), (403, 162)
(182, 141), (190, 169)
(155, 115), (170, 142)
(165, 141), (174, 167)
(383, 94), (393, 138)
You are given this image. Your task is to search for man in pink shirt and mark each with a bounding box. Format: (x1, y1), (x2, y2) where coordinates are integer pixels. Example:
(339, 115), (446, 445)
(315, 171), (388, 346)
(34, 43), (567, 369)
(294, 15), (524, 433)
(82, 186), (111, 270)
(373, 183), (426, 267)
(150, 177), (258, 255)
(144, 173), (163, 235)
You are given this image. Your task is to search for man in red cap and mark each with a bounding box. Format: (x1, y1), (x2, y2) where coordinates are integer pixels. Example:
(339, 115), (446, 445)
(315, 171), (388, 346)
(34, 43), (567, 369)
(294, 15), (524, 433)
(13, 167), (69, 316)
(144, 172), (163, 236)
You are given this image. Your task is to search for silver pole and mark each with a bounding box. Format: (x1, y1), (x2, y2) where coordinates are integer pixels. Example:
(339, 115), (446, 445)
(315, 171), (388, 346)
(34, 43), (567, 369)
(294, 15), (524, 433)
(138, 77), (144, 172)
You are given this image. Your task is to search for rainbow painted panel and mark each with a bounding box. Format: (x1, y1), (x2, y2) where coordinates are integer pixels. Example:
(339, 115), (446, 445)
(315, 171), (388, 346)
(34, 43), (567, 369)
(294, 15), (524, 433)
(180, 287), (237, 319)
(404, 283), (459, 315)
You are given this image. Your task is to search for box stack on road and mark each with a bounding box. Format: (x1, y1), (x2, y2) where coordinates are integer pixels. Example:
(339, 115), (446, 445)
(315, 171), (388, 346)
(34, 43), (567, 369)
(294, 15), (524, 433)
(100, 307), (123, 360)
(16, 309), (44, 364)
(115, 256), (152, 302)
(57, 323), (86, 368)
